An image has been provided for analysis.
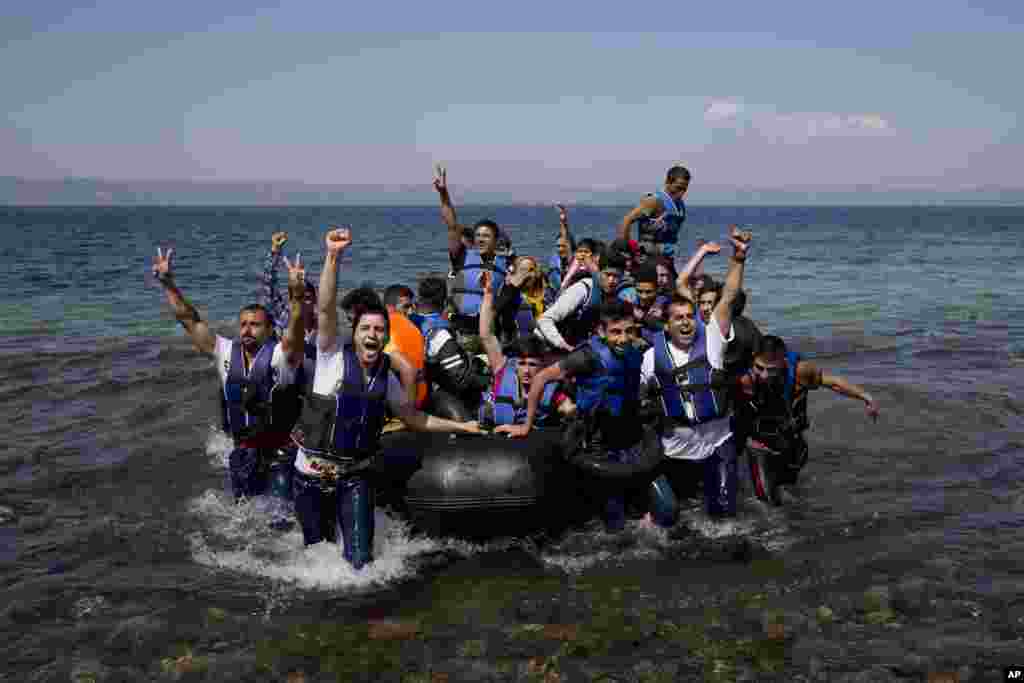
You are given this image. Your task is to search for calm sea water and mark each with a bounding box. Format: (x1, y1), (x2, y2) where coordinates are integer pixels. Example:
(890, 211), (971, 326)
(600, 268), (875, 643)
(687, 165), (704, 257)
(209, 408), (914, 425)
(1, 205), (1023, 682)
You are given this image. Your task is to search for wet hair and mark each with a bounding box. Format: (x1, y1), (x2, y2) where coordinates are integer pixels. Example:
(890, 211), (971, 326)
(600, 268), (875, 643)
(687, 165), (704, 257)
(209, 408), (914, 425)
(347, 289), (391, 335)
(755, 335), (788, 358)
(238, 303), (271, 324)
(634, 264), (659, 285)
(517, 335), (548, 359)
(599, 251), (627, 273)
(417, 277), (447, 311)
(382, 284), (414, 308)
(699, 282), (723, 303)
(692, 274), (716, 293)
(609, 238), (635, 259)
(304, 278), (317, 299)
(461, 226), (475, 243)
(598, 299), (633, 324)
(731, 288), (748, 317)
(473, 219), (499, 238)
(667, 293), (697, 316)
(666, 165), (692, 183)
(341, 286), (380, 312)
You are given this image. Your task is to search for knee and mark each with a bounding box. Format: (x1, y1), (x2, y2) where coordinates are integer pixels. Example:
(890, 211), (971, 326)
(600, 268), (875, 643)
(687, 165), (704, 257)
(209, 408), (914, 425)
(649, 476), (679, 527)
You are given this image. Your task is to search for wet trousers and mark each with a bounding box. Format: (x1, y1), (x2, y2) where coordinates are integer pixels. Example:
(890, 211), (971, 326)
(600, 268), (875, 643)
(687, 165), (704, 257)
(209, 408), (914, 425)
(228, 447), (294, 501)
(603, 446), (680, 531)
(292, 470), (375, 570)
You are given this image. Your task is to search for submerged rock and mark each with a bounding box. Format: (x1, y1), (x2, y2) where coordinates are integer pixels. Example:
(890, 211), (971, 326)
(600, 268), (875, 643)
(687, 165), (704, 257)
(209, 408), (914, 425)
(816, 606), (835, 624)
(70, 596), (109, 620)
(861, 586), (890, 613)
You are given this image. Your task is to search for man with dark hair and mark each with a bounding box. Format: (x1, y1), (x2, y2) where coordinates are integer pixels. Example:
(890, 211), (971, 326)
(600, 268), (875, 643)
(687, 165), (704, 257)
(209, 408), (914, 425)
(641, 226), (752, 519)
(414, 276), (487, 419)
(498, 299), (677, 531)
(477, 272), (574, 428)
(631, 264), (670, 348)
(736, 335), (881, 505)
(608, 238), (641, 304)
(618, 164), (691, 258)
(546, 204), (577, 294)
(433, 165), (510, 340)
(382, 284), (416, 317)
(152, 246), (306, 500)
(291, 227), (481, 570)
(534, 251), (626, 352)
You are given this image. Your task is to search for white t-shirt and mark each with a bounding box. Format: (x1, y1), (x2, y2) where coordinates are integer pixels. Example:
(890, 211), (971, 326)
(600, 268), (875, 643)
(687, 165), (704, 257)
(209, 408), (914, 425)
(213, 335), (297, 389)
(641, 315), (735, 461)
(294, 342), (409, 477)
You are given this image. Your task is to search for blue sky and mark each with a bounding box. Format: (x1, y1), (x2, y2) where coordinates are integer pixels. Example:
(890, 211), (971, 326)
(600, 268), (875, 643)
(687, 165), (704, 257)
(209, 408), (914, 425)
(2, 1), (1021, 191)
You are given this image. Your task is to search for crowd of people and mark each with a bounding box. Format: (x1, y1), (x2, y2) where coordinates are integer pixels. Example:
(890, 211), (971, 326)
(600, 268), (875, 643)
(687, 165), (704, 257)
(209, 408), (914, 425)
(153, 163), (882, 571)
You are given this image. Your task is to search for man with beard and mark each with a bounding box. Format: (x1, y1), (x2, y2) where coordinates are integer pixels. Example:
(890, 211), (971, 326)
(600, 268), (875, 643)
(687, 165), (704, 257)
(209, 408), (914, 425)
(641, 226), (752, 519)
(737, 335), (880, 505)
(618, 165), (691, 259)
(433, 164), (510, 347)
(292, 227), (482, 570)
(152, 245), (306, 500)
(497, 300), (677, 532)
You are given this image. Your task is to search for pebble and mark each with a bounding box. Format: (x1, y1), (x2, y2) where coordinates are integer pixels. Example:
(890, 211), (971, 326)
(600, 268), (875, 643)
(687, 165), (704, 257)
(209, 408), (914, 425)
(0, 505), (15, 524)
(71, 596), (109, 620)
(816, 606), (835, 624)
(862, 586), (890, 613)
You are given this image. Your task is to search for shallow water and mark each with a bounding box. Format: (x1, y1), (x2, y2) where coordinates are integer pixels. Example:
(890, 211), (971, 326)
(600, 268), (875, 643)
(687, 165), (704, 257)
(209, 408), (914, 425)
(2, 206), (1023, 681)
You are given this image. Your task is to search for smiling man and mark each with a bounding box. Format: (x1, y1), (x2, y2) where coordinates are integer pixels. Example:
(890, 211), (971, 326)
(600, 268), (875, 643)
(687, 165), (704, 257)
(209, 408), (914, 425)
(641, 226), (752, 519)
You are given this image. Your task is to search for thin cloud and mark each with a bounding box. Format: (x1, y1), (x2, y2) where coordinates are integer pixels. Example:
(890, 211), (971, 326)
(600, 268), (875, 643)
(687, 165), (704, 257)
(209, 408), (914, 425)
(704, 99), (743, 123)
(705, 99), (892, 141)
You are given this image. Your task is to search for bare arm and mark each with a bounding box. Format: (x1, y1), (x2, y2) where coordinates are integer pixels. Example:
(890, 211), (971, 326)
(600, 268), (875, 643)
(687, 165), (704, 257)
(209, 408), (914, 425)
(398, 401), (481, 434)
(618, 195), (660, 241)
(814, 364), (880, 421)
(494, 364), (567, 438)
(557, 203), (571, 245)
(318, 227), (352, 353)
(478, 271), (506, 371)
(387, 349), (420, 406)
(152, 247), (216, 356)
(433, 164), (462, 256)
(280, 254), (307, 368)
(676, 241), (721, 299)
(712, 226), (752, 339)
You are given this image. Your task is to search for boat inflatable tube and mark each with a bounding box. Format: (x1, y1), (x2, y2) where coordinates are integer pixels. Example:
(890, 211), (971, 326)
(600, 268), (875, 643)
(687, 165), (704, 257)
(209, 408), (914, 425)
(378, 428), (568, 537)
(560, 423), (664, 481)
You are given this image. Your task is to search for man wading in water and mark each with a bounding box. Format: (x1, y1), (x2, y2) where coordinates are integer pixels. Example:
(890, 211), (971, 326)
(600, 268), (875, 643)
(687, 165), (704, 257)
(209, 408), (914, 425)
(152, 246), (307, 500)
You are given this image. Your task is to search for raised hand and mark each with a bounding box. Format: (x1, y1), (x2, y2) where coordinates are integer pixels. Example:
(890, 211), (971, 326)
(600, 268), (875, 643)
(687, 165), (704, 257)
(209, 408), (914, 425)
(556, 203), (568, 225)
(433, 163), (448, 194)
(152, 246), (174, 284)
(701, 241), (723, 255)
(284, 253), (306, 301)
(271, 231), (288, 254)
(728, 225), (753, 258)
(325, 227), (352, 256)
(480, 270), (493, 294)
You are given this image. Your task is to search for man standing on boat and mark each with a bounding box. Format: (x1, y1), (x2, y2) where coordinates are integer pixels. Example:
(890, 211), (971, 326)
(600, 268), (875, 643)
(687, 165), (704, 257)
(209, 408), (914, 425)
(618, 165), (691, 259)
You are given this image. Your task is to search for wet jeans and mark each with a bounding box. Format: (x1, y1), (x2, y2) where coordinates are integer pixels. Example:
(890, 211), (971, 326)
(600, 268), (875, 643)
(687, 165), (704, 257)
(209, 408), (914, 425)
(228, 447), (294, 502)
(702, 437), (739, 517)
(603, 445), (680, 531)
(292, 470), (375, 570)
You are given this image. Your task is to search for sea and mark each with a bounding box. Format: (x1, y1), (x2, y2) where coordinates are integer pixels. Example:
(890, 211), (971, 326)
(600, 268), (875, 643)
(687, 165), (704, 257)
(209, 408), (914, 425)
(1, 205), (1023, 682)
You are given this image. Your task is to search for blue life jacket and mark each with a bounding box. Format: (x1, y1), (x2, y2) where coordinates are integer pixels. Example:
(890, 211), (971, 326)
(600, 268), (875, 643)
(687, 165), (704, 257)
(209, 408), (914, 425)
(554, 274), (604, 349)
(616, 282), (639, 305)
(449, 249), (507, 316)
(636, 189), (686, 258)
(417, 311), (449, 340)
(221, 337), (294, 439)
(297, 346), (390, 463)
(651, 323), (731, 426)
(479, 357), (557, 426)
(748, 351), (809, 451)
(546, 253), (566, 292)
(575, 337), (642, 418)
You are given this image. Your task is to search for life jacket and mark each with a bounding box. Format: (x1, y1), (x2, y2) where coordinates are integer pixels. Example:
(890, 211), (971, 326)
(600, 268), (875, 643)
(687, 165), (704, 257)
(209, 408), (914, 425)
(546, 253), (566, 292)
(419, 312), (475, 395)
(296, 346), (390, 464)
(385, 311), (428, 408)
(478, 357), (557, 427)
(573, 337), (644, 450)
(449, 249), (508, 316)
(636, 189), (686, 258)
(651, 324), (731, 426)
(554, 274), (604, 349)
(221, 337), (297, 447)
(616, 280), (639, 305)
(748, 351), (809, 449)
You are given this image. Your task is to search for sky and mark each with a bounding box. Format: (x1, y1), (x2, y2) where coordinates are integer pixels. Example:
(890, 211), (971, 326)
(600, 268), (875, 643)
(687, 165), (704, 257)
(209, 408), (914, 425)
(2, 1), (1022, 193)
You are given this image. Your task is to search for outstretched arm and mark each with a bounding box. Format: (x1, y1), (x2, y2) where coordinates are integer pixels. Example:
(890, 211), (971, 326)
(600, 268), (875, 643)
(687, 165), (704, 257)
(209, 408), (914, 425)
(494, 363), (567, 438)
(478, 271), (506, 371)
(676, 240), (720, 299)
(280, 253), (307, 367)
(712, 226), (752, 339)
(617, 195), (660, 241)
(808, 362), (880, 422)
(398, 401), (481, 434)
(318, 227), (352, 353)
(153, 247), (216, 355)
(260, 231), (290, 334)
(434, 164), (462, 256)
